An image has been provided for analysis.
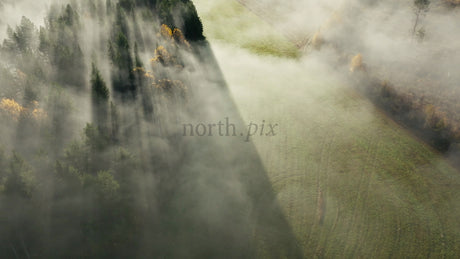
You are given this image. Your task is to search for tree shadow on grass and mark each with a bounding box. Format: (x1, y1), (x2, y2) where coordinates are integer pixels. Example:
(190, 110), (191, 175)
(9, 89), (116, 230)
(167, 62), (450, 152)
(145, 42), (304, 258)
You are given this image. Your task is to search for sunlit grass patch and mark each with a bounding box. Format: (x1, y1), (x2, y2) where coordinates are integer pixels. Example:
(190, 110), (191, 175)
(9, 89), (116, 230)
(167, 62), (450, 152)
(193, 0), (300, 59)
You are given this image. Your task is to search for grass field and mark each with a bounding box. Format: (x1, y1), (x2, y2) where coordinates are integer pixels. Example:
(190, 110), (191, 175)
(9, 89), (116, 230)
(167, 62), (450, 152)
(193, 0), (299, 59)
(193, 0), (460, 257)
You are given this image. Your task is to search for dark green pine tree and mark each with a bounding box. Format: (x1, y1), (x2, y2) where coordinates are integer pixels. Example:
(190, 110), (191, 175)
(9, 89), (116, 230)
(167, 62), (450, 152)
(133, 43), (154, 119)
(157, 0), (175, 28)
(134, 42), (143, 68)
(155, 0), (205, 41)
(2, 16), (36, 53)
(4, 153), (32, 199)
(119, 0), (135, 12)
(181, 1), (205, 41)
(110, 102), (120, 143)
(39, 4), (87, 88)
(140, 0), (158, 8)
(91, 63), (110, 132)
(109, 5), (136, 99)
(1, 17), (46, 79)
(0, 149), (5, 185)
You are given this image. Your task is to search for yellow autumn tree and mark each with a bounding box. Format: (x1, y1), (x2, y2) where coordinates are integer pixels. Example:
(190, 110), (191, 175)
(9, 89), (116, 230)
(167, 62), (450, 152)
(32, 108), (46, 120)
(150, 46), (173, 66)
(133, 67), (145, 73)
(154, 79), (180, 90)
(311, 31), (324, 50)
(133, 67), (155, 79)
(0, 98), (47, 121)
(172, 28), (190, 48)
(160, 24), (173, 39)
(154, 79), (187, 99)
(144, 71), (155, 79)
(350, 53), (364, 72)
(0, 98), (24, 120)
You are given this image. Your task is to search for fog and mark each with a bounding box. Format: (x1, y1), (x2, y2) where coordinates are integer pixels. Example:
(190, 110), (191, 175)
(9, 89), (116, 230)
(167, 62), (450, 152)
(0, 0), (303, 257)
(0, 0), (459, 257)
(0, 0), (52, 38)
(194, 0), (460, 257)
(230, 0), (460, 154)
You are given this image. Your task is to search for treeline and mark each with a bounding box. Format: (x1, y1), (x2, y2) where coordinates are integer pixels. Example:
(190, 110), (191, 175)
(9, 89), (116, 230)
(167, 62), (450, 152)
(351, 70), (460, 153)
(116, 0), (204, 41)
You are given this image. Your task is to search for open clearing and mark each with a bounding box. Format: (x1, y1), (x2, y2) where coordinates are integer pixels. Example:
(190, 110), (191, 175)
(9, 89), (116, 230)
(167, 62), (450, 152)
(194, 0), (460, 257)
(193, 0), (299, 58)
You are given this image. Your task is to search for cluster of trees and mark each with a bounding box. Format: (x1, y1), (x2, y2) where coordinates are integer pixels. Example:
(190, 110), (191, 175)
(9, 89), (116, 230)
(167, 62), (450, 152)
(39, 4), (86, 87)
(352, 72), (460, 152)
(0, 1), (303, 257)
(0, 124), (145, 258)
(108, 4), (136, 98)
(344, 1), (460, 154)
(443, 0), (460, 7)
(0, 0), (207, 257)
(113, 0), (204, 42)
(155, 0), (205, 41)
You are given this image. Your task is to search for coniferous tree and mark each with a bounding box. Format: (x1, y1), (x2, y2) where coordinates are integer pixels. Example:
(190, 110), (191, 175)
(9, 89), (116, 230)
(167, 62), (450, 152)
(4, 153), (32, 198)
(91, 63), (110, 131)
(119, 0), (135, 12)
(181, 1), (205, 41)
(109, 5), (135, 99)
(39, 4), (86, 88)
(2, 16), (36, 53)
(133, 43), (154, 119)
(110, 102), (120, 143)
(1, 17), (45, 79)
(0, 0), (231, 257)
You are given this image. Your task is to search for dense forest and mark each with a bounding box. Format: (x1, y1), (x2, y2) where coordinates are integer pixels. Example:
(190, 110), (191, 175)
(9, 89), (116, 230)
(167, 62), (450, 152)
(0, 0), (300, 258)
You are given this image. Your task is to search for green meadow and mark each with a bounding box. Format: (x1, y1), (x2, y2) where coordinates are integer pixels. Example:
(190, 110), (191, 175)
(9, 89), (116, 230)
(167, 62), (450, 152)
(194, 0), (460, 257)
(193, 0), (299, 58)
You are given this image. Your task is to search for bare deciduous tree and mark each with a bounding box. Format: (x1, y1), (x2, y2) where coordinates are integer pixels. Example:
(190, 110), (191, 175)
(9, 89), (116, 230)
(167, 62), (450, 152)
(413, 0), (430, 39)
